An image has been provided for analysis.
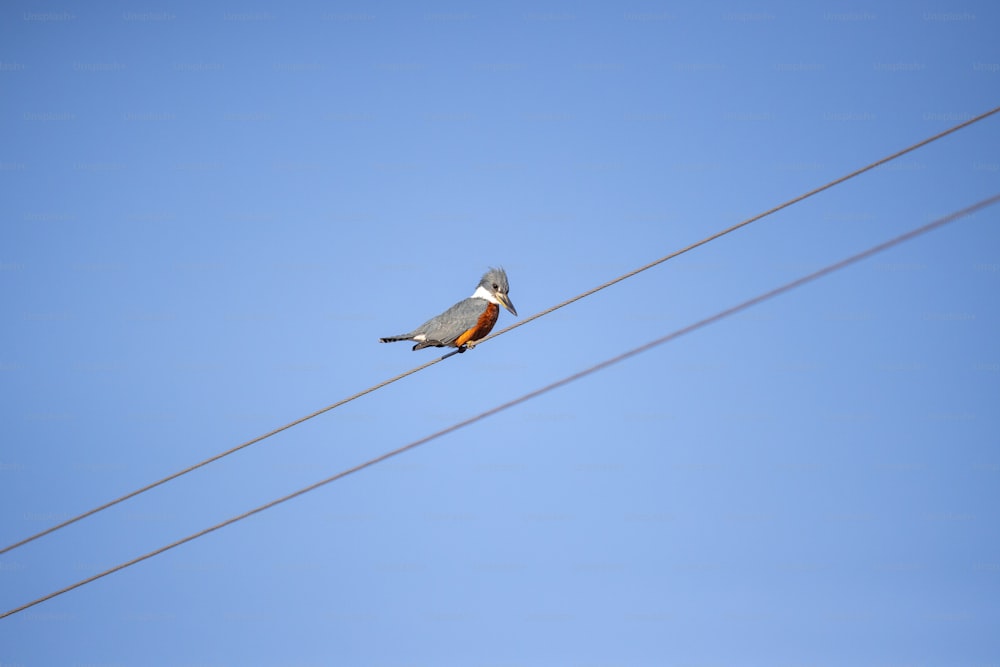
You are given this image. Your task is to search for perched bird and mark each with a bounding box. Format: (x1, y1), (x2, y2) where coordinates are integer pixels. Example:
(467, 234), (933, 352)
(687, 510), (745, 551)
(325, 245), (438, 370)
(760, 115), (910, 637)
(379, 267), (517, 351)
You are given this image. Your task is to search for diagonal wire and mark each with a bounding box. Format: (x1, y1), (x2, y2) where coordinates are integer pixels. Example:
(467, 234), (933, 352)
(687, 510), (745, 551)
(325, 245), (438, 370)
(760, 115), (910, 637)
(0, 357), (444, 555)
(483, 105), (1000, 343)
(3, 192), (997, 620)
(3, 104), (998, 557)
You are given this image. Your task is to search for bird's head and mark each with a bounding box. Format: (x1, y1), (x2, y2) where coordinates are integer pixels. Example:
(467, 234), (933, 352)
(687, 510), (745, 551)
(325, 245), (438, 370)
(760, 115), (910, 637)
(479, 267), (517, 317)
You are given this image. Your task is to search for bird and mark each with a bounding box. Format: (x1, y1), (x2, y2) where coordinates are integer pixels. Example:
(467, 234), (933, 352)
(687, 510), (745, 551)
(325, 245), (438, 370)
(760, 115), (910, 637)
(379, 267), (517, 351)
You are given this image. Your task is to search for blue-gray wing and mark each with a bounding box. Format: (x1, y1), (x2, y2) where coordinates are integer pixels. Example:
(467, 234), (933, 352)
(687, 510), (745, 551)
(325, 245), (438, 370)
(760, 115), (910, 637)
(412, 297), (484, 346)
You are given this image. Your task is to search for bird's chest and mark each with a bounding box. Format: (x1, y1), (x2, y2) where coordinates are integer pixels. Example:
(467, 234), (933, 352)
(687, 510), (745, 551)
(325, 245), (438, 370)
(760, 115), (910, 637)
(455, 302), (500, 346)
(471, 302), (500, 339)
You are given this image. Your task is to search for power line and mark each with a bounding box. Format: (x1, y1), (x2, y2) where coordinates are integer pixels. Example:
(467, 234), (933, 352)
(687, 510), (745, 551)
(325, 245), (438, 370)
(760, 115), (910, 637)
(0, 356), (444, 555)
(3, 104), (998, 557)
(483, 104), (1000, 343)
(4, 192), (997, 620)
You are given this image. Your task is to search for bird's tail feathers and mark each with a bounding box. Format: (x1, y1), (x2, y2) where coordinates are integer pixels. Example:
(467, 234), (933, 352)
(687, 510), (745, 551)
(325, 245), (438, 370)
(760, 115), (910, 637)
(379, 334), (412, 343)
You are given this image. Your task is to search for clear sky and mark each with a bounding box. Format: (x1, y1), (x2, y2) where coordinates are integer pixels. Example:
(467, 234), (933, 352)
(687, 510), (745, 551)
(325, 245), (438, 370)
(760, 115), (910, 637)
(2, 1), (999, 664)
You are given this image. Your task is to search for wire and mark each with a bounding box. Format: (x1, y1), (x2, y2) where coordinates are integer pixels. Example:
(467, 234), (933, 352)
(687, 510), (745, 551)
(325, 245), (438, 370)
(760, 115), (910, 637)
(3, 192), (997, 620)
(0, 357), (444, 555)
(483, 105), (1000, 343)
(3, 104), (998, 556)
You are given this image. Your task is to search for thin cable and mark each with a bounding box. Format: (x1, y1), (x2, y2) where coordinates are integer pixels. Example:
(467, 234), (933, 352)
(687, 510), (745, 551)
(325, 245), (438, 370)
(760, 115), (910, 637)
(4, 192), (996, 620)
(4, 104), (998, 556)
(0, 356), (446, 555)
(484, 104), (1000, 342)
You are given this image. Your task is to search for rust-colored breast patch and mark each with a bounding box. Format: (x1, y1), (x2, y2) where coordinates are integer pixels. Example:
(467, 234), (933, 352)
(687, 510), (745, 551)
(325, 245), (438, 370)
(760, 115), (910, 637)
(454, 302), (500, 347)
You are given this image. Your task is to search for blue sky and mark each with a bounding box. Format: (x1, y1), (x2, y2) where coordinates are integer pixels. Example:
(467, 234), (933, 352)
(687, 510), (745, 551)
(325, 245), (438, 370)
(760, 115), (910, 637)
(2, 1), (999, 664)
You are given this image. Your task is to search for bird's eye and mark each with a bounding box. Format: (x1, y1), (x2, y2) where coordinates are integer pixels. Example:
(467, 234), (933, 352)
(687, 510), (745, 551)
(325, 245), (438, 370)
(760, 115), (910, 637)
(492, 283), (499, 290)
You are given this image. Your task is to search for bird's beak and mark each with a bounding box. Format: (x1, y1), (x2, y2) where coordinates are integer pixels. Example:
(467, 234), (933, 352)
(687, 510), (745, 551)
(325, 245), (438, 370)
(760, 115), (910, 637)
(498, 293), (517, 317)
